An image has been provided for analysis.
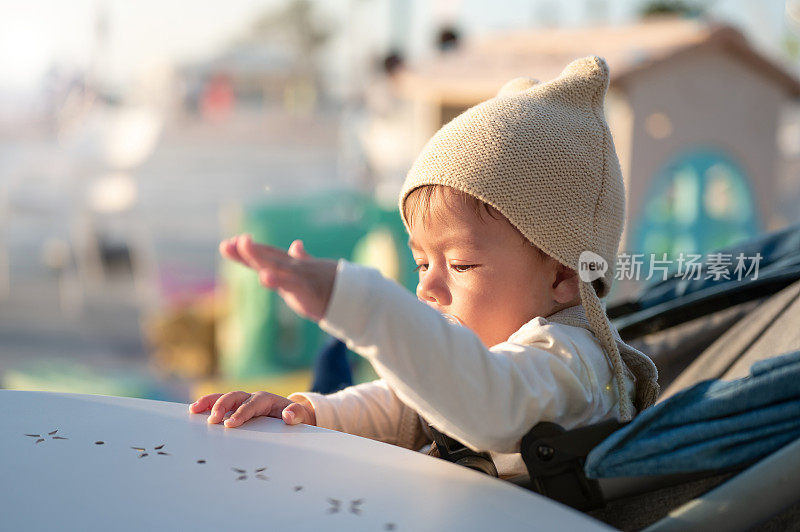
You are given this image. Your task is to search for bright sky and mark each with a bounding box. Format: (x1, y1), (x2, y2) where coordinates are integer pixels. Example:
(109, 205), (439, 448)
(0, 0), (284, 92)
(0, 0), (792, 95)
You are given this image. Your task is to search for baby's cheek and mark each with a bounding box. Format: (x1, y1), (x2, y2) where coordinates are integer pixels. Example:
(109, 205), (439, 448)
(461, 306), (508, 346)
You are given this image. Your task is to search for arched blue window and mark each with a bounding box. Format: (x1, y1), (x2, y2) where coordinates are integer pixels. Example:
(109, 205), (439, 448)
(633, 148), (760, 258)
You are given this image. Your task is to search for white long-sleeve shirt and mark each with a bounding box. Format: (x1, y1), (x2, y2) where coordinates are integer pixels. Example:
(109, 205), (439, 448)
(290, 260), (639, 477)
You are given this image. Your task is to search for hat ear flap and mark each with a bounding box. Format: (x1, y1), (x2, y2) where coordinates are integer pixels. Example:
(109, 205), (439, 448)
(496, 77), (540, 98)
(541, 55), (610, 108)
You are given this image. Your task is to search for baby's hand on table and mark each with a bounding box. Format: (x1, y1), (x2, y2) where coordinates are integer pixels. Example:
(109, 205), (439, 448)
(189, 391), (316, 428)
(219, 234), (336, 322)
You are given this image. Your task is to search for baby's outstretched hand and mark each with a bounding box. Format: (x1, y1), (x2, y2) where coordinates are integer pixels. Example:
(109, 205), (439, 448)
(189, 391), (316, 428)
(219, 234), (336, 322)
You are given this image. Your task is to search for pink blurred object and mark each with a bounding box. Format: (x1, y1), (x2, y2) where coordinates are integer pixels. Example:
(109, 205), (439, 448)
(157, 266), (217, 306)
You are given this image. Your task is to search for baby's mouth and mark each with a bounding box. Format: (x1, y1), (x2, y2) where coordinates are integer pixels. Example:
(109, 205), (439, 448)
(441, 313), (464, 326)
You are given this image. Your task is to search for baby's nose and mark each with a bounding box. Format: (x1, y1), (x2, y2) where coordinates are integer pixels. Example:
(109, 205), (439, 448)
(416, 280), (451, 307)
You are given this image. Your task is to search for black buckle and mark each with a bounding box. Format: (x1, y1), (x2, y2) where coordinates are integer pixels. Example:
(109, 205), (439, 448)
(429, 426), (499, 477)
(520, 420), (625, 511)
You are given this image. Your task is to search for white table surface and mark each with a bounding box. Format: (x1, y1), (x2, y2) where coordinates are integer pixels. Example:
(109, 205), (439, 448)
(0, 390), (612, 531)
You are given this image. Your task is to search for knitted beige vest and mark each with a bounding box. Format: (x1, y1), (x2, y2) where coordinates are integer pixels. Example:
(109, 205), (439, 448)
(399, 56), (659, 420)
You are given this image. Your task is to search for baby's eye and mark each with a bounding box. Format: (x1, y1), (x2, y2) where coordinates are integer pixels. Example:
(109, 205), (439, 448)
(450, 264), (476, 273)
(414, 263), (428, 272)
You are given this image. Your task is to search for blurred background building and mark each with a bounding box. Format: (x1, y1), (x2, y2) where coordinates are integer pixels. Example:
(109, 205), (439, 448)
(390, 16), (800, 296)
(0, 0), (798, 401)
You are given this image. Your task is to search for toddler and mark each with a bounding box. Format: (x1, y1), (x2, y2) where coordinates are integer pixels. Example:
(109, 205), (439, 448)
(189, 56), (659, 478)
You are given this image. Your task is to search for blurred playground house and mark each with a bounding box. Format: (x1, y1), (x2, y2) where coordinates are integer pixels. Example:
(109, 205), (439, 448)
(378, 17), (800, 283)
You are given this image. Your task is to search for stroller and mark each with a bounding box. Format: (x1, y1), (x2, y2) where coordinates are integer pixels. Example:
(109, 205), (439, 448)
(511, 223), (800, 530)
(314, 223), (800, 531)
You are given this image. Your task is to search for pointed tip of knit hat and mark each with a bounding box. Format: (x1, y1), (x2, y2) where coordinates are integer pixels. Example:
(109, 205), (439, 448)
(562, 55), (609, 85)
(540, 55), (611, 106)
(563, 55), (609, 79)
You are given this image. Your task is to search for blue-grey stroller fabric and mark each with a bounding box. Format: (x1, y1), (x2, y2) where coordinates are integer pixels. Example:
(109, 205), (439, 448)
(585, 350), (800, 478)
(623, 222), (800, 311)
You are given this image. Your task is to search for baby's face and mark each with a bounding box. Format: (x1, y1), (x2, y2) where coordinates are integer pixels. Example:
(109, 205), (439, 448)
(408, 196), (561, 347)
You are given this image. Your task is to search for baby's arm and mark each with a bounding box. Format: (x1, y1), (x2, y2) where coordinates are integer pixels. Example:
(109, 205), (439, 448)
(216, 234), (595, 453)
(320, 261), (598, 454)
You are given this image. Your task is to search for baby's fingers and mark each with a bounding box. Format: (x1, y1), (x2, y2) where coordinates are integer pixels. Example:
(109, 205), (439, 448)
(219, 236), (249, 267)
(225, 393), (267, 428)
(258, 268), (294, 290)
(236, 234), (292, 273)
(207, 391), (251, 424)
(225, 391), (293, 428)
(189, 393), (224, 413)
(287, 239), (309, 260)
(282, 402), (313, 426)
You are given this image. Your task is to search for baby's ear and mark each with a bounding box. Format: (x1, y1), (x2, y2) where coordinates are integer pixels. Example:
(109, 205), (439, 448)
(552, 264), (580, 304)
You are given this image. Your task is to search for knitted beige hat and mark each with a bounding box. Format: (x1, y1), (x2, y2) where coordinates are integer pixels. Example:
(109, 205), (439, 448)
(399, 56), (658, 420)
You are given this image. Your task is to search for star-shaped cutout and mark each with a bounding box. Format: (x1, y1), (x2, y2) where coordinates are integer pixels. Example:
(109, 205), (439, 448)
(24, 429), (68, 444)
(130, 444), (170, 458)
(232, 467), (268, 481)
(327, 498), (364, 515)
